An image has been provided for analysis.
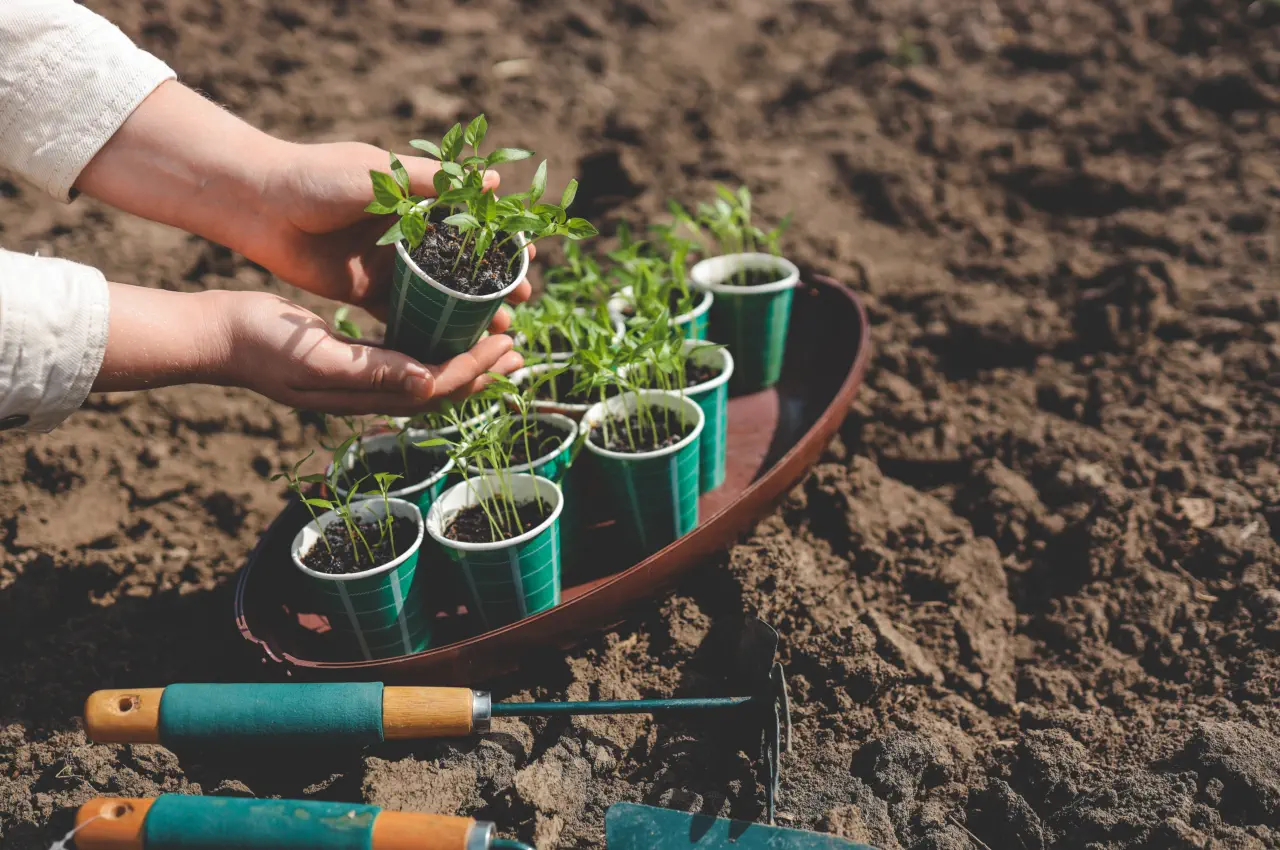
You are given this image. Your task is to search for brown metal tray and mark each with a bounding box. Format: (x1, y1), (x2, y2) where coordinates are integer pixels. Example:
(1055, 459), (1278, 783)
(234, 276), (871, 683)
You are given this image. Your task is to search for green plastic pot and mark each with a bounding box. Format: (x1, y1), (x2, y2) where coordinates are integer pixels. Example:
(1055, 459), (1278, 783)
(328, 432), (454, 517)
(426, 473), (563, 631)
(581, 390), (704, 559)
(608, 285), (713, 341)
(690, 253), (800, 393)
(683, 341), (735, 493)
(460, 412), (582, 567)
(291, 497), (430, 660)
(385, 236), (529, 364)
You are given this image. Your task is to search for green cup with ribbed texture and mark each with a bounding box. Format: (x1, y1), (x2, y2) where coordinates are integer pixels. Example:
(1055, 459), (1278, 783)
(608, 285), (713, 341)
(385, 237), (529, 363)
(291, 498), (430, 660)
(461, 413), (581, 568)
(582, 390), (704, 559)
(683, 342), (734, 493)
(426, 473), (563, 631)
(329, 432), (454, 518)
(691, 253), (800, 393)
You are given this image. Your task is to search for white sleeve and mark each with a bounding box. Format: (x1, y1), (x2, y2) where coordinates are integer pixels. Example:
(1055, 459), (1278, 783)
(0, 250), (110, 432)
(0, 0), (176, 202)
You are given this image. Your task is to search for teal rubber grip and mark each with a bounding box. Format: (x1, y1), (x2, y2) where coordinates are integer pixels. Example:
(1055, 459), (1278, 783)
(144, 795), (379, 850)
(157, 683), (385, 748)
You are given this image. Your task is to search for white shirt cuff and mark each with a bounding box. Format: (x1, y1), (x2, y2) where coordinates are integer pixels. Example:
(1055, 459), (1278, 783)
(0, 250), (110, 432)
(0, 0), (177, 202)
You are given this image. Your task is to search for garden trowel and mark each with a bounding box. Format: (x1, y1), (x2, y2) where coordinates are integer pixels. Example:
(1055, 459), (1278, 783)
(605, 803), (875, 849)
(85, 617), (791, 820)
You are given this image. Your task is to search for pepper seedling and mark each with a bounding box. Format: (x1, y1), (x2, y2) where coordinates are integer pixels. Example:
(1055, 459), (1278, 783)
(366, 115), (599, 285)
(669, 184), (791, 285)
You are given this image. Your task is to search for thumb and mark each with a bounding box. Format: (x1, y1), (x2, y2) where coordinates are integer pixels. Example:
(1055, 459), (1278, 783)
(397, 151), (501, 198)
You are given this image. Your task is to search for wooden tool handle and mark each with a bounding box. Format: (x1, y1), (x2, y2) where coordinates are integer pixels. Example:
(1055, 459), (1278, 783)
(74, 797), (487, 850)
(383, 687), (482, 738)
(84, 690), (164, 744)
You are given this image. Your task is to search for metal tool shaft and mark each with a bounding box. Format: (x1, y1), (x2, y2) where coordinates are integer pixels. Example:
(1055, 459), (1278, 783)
(491, 695), (754, 717)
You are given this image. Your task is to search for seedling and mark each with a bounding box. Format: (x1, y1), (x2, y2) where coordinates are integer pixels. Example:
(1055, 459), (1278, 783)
(332, 306), (362, 339)
(669, 185), (792, 285)
(366, 115), (599, 291)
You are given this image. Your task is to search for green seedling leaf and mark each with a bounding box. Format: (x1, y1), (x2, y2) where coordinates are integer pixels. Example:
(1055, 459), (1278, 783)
(564, 218), (599, 239)
(487, 147), (533, 165)
(365, 199), (397, 215)
(443, 212), (481, 231)
(433, 169), (454, 197)
(390, 154), (411, 194)
(440, 160), (464, 179)
(501, 214), (545, 233)
(473, 228), (494, 262)
(413, 437), (449, 448)
(377, 219), (405, 246)
(401, 212), (427, 247)
(561, 179), (578, 209)
(370, 171), (403, 207)
(530, 160), (547, 204)
(441, 123), (464, 161)
(304, 498), (336, 511)
(333, 307), (362, 339)
(465, 114), (488, 148)
(410, 139), (443, 159)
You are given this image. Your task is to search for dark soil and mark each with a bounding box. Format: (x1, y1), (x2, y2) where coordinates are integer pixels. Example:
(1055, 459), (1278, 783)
(445, 499), (552, 543)
(2, 1), (1278, 849)
(342, 447), (447, 492)
(507, 420), (571, 467)
(408, 221), (519, 297)
(684, 360), (721, 388)
(588, 413), (692, 453)
(715, 268), (786, 287)
(300, 516), (418, 575)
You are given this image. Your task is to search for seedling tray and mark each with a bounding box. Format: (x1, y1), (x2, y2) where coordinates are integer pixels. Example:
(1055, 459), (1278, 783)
(234, 276), (870, 682)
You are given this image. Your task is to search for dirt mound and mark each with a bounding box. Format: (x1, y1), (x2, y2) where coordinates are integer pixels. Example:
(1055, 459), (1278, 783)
(2, 0), (1278, 847)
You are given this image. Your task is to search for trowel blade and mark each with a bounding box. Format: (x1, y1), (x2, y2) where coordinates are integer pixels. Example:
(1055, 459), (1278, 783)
(604, 803), (876, 850)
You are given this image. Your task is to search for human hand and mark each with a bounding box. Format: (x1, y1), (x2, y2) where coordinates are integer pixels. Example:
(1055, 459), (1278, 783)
(245, 140), (534, 331)
(94, 285), (523, 416)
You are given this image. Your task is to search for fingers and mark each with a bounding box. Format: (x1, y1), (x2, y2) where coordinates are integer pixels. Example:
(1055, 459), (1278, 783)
(447, 349), (525, 401)
(422, 333), (515, 398)
(488, 306), (512, 335)
(506, 279), (533, 306)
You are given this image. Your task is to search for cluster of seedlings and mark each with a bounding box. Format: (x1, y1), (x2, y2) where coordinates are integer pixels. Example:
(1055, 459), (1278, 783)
(285, 115), (799, 656)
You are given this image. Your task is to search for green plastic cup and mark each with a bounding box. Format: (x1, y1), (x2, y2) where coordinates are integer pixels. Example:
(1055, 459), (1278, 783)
(608, 286), (713, 341)
(329, 432), (454, 517)
(386, 237), (529, 364)
(461, 413), (582, 568)
(683, 342), (735, 493)
(581, 390), (704, 559)
(691, 253), (800, 393)
(291, 498), (431, 660)
(426, 473), (563, 631)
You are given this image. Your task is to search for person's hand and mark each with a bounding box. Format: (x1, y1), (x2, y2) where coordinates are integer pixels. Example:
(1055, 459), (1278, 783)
(94, 285), (523, 416)
(245, 141), (534, 332)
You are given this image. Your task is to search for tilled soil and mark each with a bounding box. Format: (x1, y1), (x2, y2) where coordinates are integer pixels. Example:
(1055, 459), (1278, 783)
(2, 1), (1278, 849)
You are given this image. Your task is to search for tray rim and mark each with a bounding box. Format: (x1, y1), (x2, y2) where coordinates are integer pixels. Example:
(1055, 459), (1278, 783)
(234, 275), (871, 678)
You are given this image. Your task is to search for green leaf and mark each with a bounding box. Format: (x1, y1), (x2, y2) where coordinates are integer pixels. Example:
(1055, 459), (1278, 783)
(437, 186), (478, 205)
(401, 212), (427, 247)
(529, 160), (547, 204)
(413, 437), (449, 448)
(432, 169), (454, 197)
(482, 191), (498, 223)
(465, 114), (488, 149)
(564, 218), (599, 239)
(501, 214), (545, 233)
(364, 199), (397, 215)
(440, 160), (464, 178)
(443, 212), (481, 231)
(304, 498), (335, 511)
(473, 228), (494, 263)
(441, 123), (464, 161)
(333, 307), (362, 339)
(376, 219), (404, 246)
(409, 139), (443, 159)
(462, 155), (487, 169)
(370, 171), (403, 207)
(561, 178), (578, 209)
(487, 147), (533, 165)
(390, 154), (411, 194)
